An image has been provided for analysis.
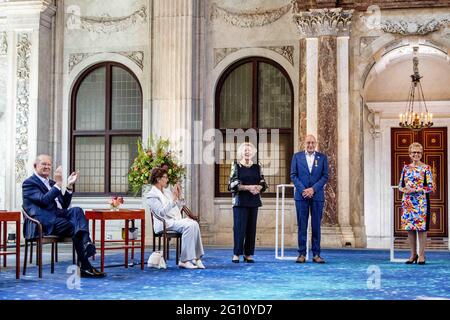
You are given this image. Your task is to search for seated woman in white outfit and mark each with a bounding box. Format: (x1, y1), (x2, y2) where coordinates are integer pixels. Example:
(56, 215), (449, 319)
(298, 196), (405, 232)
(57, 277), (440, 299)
(145, 167), (205, 269)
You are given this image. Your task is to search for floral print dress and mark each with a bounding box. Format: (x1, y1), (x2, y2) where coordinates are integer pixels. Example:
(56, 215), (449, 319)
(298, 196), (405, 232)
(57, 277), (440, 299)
(399, 164), (434, 231)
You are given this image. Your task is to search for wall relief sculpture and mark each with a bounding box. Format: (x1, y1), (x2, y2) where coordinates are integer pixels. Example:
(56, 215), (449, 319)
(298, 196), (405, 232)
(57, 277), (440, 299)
(210, 2), (292, 28)
(69, 51), (144, 72)
(0, 31), (7, 55)
(66, 6), (147, 33)
(15, 33), (31, 182)
(381, 16), (450, 35)
(214, 46), (294, 67)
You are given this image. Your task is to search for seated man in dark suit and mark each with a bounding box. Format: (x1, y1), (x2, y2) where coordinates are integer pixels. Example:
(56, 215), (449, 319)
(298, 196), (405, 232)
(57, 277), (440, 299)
(22, 154), (106, 278)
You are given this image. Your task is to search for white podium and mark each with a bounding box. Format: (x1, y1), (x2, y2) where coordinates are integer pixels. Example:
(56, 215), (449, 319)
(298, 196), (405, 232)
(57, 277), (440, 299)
(390, 186), (404, 262)
(275, 184), (310, 260)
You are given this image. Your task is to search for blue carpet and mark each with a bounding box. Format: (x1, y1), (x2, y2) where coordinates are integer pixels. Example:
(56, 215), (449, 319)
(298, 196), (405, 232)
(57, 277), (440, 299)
(1, 248), (450, 300)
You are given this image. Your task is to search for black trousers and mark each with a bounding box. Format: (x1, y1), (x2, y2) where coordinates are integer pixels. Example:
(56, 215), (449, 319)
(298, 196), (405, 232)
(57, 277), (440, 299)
(233, 207), (259, 256)
(53, 207), (92, 269)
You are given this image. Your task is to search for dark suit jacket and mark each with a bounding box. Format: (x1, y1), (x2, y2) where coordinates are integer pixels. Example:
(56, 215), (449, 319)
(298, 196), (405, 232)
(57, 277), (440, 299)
(290, 151), (328, 202)
(22, 174), (73, 238)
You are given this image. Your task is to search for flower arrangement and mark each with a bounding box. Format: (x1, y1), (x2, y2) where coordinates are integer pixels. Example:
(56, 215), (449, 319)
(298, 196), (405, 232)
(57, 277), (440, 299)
(128, 136), (186, 195)
(109, 196), (124, 211)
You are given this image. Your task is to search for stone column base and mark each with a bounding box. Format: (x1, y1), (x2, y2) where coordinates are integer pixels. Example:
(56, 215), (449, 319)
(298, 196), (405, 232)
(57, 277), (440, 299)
(320, 226), (345, 248)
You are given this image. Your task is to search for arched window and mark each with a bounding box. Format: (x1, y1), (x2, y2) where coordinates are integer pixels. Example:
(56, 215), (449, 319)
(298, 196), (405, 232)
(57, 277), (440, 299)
(215, 57), (293, 197)
(70, 62), (142, 195)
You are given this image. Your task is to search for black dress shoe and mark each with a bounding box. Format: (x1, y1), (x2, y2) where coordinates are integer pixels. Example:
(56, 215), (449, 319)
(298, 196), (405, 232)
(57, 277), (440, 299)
(84, 242), (97, 259)
(418, 257), (426, 265)
(80, 267), (106, 278)
(232, 258), (239, 263)
(405, 254), (418, 264)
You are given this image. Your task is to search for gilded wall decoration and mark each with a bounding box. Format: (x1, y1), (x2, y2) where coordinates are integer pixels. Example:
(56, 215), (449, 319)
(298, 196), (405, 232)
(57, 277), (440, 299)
(210, 3), (292, 28)
(69, 51), (144, 72)
(66, 6), (147, 33)
(293, 8), (354, 37)
(214, 46), (294, 67)
(15, 33), (31, 182)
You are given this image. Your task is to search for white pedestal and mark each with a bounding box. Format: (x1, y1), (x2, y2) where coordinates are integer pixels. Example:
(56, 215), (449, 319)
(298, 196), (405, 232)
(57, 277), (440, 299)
(275, 184), (310, 261)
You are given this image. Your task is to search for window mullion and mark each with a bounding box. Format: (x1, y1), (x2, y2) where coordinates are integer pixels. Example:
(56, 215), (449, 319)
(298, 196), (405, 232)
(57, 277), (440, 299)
(105, 63), (112, 195)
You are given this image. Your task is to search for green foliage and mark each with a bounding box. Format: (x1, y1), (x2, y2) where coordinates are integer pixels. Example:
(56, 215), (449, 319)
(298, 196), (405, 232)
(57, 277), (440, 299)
(128, 136), (186, 195)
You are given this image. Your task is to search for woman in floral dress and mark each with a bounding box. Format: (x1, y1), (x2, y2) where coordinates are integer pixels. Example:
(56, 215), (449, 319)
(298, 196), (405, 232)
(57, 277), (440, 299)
(398, 142), (434, 265)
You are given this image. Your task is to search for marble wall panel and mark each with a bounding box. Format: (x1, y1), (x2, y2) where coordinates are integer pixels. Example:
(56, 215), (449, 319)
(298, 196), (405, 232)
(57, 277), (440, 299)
(318, 36), (338, 226)
(298, 38), (307, 150)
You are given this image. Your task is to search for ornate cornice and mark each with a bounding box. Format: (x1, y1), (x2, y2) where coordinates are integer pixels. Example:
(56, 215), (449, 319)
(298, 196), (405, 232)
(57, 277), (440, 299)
(15, 33), (31, 182)
(214, 46), (294, 67)
(293, 8), (354, 37)
(381, 16), (450, 35)
(0, 31), (7, 55)
(291, 0), (450, 11)
(210, 3), (292, 28)
(69, 51), (144, 72)
(66, 6), (147, 33)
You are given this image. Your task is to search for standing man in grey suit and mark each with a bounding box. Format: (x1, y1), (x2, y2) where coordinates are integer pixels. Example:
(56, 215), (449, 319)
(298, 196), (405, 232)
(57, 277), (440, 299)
(290, 135), (328, 263)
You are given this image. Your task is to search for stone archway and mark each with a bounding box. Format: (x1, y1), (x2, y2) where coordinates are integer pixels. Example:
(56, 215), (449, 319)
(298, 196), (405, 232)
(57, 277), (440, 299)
(360, 40), (450, 248)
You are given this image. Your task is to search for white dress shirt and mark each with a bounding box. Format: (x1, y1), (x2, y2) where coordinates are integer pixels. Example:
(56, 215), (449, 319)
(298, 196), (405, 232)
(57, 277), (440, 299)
(305, 151), (315, 173)
(34, 173), (64, 209)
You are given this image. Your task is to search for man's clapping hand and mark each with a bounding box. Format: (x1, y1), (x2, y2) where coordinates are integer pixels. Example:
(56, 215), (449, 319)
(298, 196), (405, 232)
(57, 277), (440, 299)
(54, 166), (63, 187)
(67, 171), (79, 189)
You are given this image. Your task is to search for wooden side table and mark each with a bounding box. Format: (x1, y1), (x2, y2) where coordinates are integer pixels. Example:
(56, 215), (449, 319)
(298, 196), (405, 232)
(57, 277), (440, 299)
(84, 209), (145, 273)
(0, 211), (21, 279)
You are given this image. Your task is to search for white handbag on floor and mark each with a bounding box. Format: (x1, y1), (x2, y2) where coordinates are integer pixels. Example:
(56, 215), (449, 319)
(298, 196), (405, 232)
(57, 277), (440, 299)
(147, 251), (167, 269)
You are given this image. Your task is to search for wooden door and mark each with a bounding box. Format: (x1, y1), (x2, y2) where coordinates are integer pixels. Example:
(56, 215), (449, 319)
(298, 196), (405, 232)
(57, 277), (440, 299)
(391, 128), (448, 237)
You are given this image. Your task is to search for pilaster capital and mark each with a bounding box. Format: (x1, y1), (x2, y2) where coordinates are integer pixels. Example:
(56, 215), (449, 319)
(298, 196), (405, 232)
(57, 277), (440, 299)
(293, 8), (353, 38)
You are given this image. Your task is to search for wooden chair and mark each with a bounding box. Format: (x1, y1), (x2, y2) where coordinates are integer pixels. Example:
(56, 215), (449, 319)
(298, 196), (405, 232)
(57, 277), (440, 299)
(150, 206), (198, 265)
(21, 206), (76, 278)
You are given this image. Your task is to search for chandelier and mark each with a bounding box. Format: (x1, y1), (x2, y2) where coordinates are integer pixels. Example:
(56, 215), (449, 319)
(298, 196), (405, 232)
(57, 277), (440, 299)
(399, 47), (433, 131)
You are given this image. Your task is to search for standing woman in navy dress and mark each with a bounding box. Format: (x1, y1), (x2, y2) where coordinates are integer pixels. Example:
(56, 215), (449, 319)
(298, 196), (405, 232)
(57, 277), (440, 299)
(228, 142), (267, 263)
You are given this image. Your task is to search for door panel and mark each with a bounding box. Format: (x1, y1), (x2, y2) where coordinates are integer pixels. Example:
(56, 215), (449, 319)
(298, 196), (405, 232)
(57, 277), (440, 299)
(391, 127), (448, 238)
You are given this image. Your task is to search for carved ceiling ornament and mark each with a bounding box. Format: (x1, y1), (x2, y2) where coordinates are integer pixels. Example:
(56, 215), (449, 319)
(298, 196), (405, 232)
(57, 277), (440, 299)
(15, 33), (31, 182)
(214, 46), (294, 67)
(69, 51), (144, 72)
(381, 16), (450, 35)
(293, 8), (354, 37)
(0, 31), (7, 55)
(66, 6), (147, 33)
(210, 2), (292, 28)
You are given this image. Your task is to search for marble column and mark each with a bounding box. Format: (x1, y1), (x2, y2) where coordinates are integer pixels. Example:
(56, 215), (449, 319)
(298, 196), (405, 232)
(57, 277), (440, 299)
(0, 1), (56, 210)
(298, 38), (307, 150)
(298, 37), (318, 150)
(337, 36), (356, 246)
(0, 29), (7, 209)
(152, 0), (204, 215)
(293, 7), (354, 246)
(318, 35), (338, 226)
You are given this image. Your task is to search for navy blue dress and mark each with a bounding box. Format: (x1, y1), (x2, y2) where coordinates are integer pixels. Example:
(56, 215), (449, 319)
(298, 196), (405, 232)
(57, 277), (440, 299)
(228, 162), (267, 257)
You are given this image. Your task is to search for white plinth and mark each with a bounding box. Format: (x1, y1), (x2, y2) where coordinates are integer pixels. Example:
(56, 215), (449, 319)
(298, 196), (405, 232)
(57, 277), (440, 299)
(275, 184), (310, 261)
